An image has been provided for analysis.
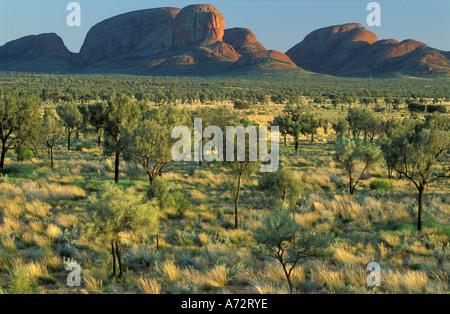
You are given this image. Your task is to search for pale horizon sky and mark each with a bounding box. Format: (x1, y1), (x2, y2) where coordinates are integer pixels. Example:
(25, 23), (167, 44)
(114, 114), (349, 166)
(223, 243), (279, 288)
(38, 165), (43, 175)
(0, 0), (449, 53)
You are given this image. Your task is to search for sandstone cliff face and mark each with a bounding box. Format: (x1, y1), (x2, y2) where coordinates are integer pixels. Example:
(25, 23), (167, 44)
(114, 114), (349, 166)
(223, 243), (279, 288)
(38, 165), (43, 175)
(286, 23), (450, 76)
(79, 8), (180, 64)
(173, 4), (225, 47)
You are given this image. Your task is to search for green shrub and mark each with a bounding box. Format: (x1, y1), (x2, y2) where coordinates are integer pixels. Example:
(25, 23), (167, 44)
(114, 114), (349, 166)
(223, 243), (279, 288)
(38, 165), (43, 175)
(233, 101), (251, 110)
(0, 165), (23, 175)
(408, 103), (426, 113)
(104, 159), (114, 173)
(126, 165), (144, 181)
(37, 275), (57, 286)
(370, 179), (392, 192)
(147, 178), (171, 210)
(8, 267), (37, 294)
(427, 105), (447, 114)
(17, 146), (34, 161)
(171, 191), (190, 217)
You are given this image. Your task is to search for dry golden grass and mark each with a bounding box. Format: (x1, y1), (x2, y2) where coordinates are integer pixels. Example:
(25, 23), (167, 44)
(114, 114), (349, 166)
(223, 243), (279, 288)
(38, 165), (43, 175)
(46, 224), (62, 239)
(190, 189), (208, 201)
(408, 241), (433, 256)
(384, 269), (429, 293)
(0, 217), (22, 235)
(83, 272), (103, 291)
(198, 232), (209, 246)
(380, 232), (401, 248)
(160, 259), (181, 283)
(203, 264), (231, 288)
(28, 220), (45, 233)
(137, 276), (161, 294)
(378, 242), (391, 259)
(0, 182), (23, 199)
(11, 260), (49, 281)
(32, 235), (52, 248)
(55, 214), (78, 228)
(42, 255), (62, 270)
(0, 197), (25, 217)
(25, 200), (51, 218)
(1, 236), (17, 253)
(295, 212), (320, 228)
(1, 180), (86, 201)
(333, 241), (360, 265)
(312, 264), (345, 293)
(343, 265), (367, 289)
(251, 281), (286, 294)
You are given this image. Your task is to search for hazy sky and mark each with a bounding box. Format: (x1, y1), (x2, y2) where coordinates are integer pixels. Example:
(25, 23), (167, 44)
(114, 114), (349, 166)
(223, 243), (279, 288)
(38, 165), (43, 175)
(0, 0), (449, 53)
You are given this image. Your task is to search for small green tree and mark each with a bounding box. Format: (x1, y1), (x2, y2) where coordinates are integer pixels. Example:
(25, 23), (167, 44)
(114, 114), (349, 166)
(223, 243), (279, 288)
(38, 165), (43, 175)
(379, 119), (413, 178)
(347, 108), (381, 141)
(88, 183), (158, 278)
(259, 168), (302, 214)
(102, 94), (141, 183)
(123, 106), (189, 184)
(0, 93), (41, 169)
(41, 109), (63, 170)
(334, 138), (383, 194)
(225, 121), (260, 230)
(332, 117), (349, 139)
(271, 115), (291, 146)
(88, 102), (108, 147)
(381, 128), (450, 231)
(147, 178), (171, 210)
(56, 103), (82, 151)
(146, 177), (170, 250)
(254, 208), (331, 294)
(228, 155), (258, 230)
(299, 113), (323, 143)
(284, 104), (304, 154)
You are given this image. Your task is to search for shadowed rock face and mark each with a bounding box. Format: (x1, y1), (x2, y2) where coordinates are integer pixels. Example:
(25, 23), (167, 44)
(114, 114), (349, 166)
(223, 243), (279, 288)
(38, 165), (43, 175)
(0, 33), (72, 62)
(286, 23), (450, 76)
(286, 23), (378, 73)
(79, 8), (181, 64)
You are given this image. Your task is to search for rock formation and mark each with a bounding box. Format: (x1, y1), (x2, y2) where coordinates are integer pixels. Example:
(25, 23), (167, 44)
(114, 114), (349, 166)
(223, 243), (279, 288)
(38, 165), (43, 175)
(79, 8), (181, 65)
(223, 28), (266, 54)
(286, 23), (450, 76)
(0, 33), (74, 72)
(173, 4), (225, 47)
(0, 33), (72, 62)
(75, 4), (298, 72)
(0, 8), (448, 76)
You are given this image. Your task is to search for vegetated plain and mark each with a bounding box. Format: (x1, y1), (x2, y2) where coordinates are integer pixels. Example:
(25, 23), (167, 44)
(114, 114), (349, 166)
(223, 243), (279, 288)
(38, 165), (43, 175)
(0, 71), (449, 294)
